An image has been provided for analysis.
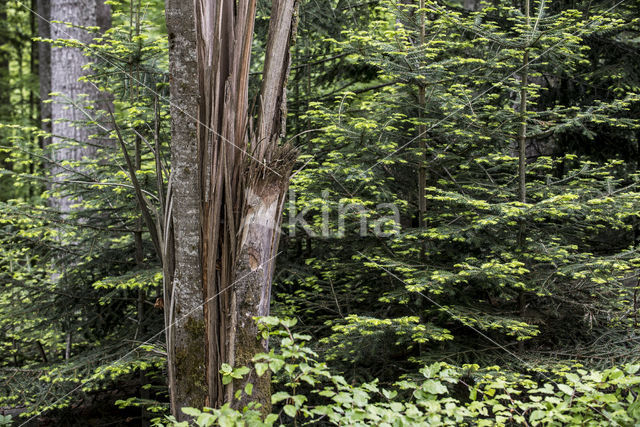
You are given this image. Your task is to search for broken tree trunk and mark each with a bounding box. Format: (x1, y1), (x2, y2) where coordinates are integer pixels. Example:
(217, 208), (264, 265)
(164, 0), (298, 418)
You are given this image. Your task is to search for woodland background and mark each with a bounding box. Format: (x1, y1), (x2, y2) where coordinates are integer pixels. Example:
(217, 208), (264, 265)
(1, 0), (640, 425)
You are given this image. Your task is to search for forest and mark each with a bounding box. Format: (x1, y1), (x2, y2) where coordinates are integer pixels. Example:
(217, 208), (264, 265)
(0, 0), (639, 425)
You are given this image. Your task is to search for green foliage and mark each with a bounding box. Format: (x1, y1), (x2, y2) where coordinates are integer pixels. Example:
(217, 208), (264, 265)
(0, 415), (12, 427)
(165, 319), (640, 426)
(276, 0), (640, 383)
(1, 0), (640, 424)
(0, 0), (44, 201)
(0, 0), (170, 419)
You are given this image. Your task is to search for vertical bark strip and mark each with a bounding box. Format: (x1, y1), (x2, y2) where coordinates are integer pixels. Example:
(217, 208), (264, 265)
(165, 0), (207, 418)
(255, 0), (298, 156)
(166, 0), (299, 416)
(194, 0), (254, 406)
(194, 0), (298, 410)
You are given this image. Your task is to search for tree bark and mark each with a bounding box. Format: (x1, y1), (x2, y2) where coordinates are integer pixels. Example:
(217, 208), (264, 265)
(463, 0), (481, 11)
(0, 0), (9, 118)
(49, 0), (111, 212)
(164, 0), (206, 416)
(516, 0), (530, 352)
(37, 0), (51, 147)
(417, 0), (426, 261)
(517, 0), (529, 244)
(165, 0), (298, 418)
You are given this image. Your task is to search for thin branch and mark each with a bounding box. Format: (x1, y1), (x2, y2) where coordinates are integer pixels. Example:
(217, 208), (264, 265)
(106, 107), (162, 262)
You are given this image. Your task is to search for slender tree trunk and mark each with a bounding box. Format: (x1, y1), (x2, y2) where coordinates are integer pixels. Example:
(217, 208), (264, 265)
(0, 0), (11, 200)
(417, 0), (427, 261)
(517, 61), (528, 210)
(30, 0), (36, 120)
(517, 0), (529, 246)
(165, 0), (298, 418)
(49, 0), (111, 212)
(0, 0), (9, 118)
(463, 0), (481, 11)
(517, 0), (530, 351)
(64, 331), (72, 360)
(35, 340), (48, 363)
(37, 0), (51, 148)
(164, 0), (206, 416)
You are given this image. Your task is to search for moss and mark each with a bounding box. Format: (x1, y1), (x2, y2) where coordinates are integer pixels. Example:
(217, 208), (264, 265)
(253, 370), (272, 415)
(232, 321), (272, 414)
(175, 316), (207, 407)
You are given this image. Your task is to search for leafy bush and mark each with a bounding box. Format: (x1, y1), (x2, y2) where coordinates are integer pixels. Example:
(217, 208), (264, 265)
(159, 318), (640, 426)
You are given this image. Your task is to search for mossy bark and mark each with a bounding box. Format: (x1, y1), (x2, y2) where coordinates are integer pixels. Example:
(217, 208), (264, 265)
(225, 177), (293, 412)
(174, 318), (207, 408)
(165, 0), (206, 420)
(165, 0), (298, 417)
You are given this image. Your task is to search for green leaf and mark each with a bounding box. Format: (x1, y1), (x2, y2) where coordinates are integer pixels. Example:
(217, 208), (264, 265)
(196, 412), (217, 427)
(181, 407), (202, 417)
(269, 358), (285, 373)
(557, 384), (574, 395)
(423, 379), (448, 394)
(233, 366), (250, 377)
(283, 404), (297, 417)
(260, 316), (280, 326)
(264, 414), (279, 425)
(599, 393), (618, 403)
(255, 362), (268, 377)
(627, 365), (640, 375)
(292, 394), (307, 407)
(272, 391), (290, 404)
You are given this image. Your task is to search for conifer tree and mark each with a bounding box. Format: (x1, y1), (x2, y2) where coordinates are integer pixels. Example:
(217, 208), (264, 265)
(280, 0), (640, 376)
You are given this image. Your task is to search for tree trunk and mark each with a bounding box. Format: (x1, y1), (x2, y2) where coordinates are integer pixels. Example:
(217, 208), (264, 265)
(463, 0), (481, 11)
(164, 0), (206, 416)
(0, 0), (10, 199)
(165, 0), (298, 418)
(517, 0), (529, 246)
(49, 0), (111, 212)
(37, 0), (51, 148)
(517, 0), (530, 351)
(417, 0), (426, 261)
(0, 0), (9, 117)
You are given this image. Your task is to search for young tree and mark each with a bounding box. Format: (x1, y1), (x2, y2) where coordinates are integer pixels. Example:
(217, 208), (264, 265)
(165, 0), (298, 417)
(277, 0), (640, 382)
